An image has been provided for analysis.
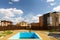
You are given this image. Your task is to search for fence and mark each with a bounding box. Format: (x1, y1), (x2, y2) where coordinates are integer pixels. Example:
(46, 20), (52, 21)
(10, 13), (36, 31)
(0, 25), (28, 31)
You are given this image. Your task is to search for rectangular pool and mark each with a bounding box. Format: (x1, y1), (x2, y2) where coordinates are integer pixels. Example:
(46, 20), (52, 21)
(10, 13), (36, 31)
(8, 32), (42, 40)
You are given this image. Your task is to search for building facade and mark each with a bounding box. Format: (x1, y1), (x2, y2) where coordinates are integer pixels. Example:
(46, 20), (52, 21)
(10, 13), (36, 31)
(43, 12), (59, 26)
(31, 23), (41, 29)
(31, 23), (39, 27)
(39, 16), (44, 27)
(39, 12), (60, 30)
(1, 20), (13, 27)
(43, 12), (60, 29)
(16, 21), (29, 27)
(39, 16), (44, 29)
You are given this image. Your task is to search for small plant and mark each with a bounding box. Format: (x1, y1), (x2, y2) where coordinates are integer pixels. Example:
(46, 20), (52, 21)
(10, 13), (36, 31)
(49, 30), (53, 32)
(29, 30), (31, 32)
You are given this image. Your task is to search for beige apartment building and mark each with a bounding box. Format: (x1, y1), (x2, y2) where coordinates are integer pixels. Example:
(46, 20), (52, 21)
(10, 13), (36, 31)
(39, 12), (60, 29)
(31, 23), (39, 27)
(44, 12), (60, 27)
(39, 16), (44, 27)
(1, 20), (13, 27)
(16, 21), (29, 27)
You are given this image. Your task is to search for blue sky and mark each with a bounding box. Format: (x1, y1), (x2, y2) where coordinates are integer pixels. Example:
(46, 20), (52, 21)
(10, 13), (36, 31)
(0, 0), (60, 24)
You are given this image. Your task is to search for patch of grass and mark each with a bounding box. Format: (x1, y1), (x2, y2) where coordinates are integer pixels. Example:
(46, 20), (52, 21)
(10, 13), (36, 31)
(0, 34), (6, 37)
(49, 30), (53, 32)
(3, 30), (13, 35)
(0, 35), (2, 37)
(0, 30), (13, 37)
(49, 29), (60, 32)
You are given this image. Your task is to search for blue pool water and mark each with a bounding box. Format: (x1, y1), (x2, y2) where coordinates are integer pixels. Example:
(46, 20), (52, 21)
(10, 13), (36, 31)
(9, 32), (41, 40)
(20, 32), (39, 39)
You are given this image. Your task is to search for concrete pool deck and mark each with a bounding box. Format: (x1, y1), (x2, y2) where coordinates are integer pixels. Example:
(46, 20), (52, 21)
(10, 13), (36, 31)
(0, 30), (59, 40)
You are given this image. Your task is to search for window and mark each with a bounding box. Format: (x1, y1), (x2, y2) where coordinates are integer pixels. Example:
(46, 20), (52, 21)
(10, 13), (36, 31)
(47, 17), (52, 25)
(59, 18), (60, 23)
(4, 22), (6, 26)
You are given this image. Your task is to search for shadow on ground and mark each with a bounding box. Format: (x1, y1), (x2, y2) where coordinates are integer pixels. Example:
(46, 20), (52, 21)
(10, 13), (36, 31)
(48, 33), (60, 40)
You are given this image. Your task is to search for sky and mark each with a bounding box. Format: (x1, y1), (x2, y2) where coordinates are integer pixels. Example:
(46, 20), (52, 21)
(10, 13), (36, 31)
(0, 0), (60, 24)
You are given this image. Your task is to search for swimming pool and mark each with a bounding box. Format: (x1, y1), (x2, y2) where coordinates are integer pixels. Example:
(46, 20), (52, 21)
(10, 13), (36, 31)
(8, 32), (42, 40)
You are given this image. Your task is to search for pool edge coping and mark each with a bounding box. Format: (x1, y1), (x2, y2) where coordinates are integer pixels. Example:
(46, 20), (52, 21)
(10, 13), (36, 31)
(8, 32), (42, 40)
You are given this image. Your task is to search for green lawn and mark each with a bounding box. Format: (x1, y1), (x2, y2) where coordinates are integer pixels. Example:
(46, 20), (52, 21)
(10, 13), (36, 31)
(0, 30), (13, 37)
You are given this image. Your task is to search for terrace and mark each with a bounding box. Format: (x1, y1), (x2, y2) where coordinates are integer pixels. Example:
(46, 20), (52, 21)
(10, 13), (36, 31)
(0, 30), (59, 40)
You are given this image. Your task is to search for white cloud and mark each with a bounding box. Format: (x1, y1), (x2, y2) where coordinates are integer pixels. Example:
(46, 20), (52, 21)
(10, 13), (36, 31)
(12, 8), (23, 14)
(10, 17), (24, 24)
(24, 14), (43, 23)
(9, 0), (20, 4)
(9, 2), (13, 4)
(46, 0), (56, 6)
(32, 16), (39, 22)
(47, 0), (54, 2)
(0, 8), (23, 24)
(31, 14), (43, 22)
(0, 8), (23, 18)
(36, 14), (42, 17)
(14, 17), (24, 22)
(53, 5), (60, 11)
(11, 0), (20, 2)
(50, 3), (56, 6)
(0, 8), (43, 24)
(1, 16), (24, 24)
(6, 13), (42, 24)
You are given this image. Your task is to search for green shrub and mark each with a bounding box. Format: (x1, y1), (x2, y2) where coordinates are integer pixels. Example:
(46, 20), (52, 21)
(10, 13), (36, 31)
(0, 35), (2, 37)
